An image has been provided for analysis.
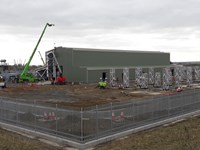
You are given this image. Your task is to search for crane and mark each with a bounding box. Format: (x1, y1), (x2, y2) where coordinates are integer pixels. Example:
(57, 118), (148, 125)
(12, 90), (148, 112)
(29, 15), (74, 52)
(19, 23), (54, 82)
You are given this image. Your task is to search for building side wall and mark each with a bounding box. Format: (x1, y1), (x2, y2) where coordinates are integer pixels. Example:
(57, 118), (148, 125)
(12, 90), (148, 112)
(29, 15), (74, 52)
(52, 47), (170, 83)
(54, 47), (87, 82)
(73, 50), (170, 67)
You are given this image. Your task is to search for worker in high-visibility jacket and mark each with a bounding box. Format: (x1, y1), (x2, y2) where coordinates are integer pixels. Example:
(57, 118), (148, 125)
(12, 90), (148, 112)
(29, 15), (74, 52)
(98, 81), (107, 89)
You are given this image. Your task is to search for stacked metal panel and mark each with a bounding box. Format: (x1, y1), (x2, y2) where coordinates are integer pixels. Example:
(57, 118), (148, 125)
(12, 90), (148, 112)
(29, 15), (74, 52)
(186, 67), (192, 87)
(110, 68), (116, 87)
(123, 68), (129, 88)
(162, 68), (172, 90)
(174, 67), (182, 87)
(194, 66), (200, 82)
(148, 67), (154, 85)
(135, 67), (142, 86)
(140, 73), (148, 89)
(154, 72), (161, 87)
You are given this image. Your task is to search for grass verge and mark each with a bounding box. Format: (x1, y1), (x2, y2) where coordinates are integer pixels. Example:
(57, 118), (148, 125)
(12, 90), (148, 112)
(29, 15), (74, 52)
(95, 117), (200, 150)
(0, 128), (61, 150)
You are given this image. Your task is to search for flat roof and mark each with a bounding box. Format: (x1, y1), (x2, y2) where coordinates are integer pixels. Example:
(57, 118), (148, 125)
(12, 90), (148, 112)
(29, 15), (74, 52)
(54, 46), (169, 54)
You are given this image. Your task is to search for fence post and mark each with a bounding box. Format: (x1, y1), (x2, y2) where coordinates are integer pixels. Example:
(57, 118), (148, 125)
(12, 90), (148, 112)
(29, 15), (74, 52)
(15, 99), (18, 124)
(167, 95), (169, 117)
(56, 104), (58, 139)
(132, 102), (134, 122)
(151, 98), (154, 120)
(34, 100), (36, 132)
(81, 107), (83, 142)
(96, 105), (98, 138)
(0, 98), (3, 120)
(194, 88), (197, 110)
(4, 100), (7, 119)
(110, 102), (113, 131)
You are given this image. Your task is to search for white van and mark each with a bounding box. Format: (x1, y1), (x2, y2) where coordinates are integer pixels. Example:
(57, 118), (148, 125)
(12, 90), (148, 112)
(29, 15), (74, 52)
(0, 75), (6, 88)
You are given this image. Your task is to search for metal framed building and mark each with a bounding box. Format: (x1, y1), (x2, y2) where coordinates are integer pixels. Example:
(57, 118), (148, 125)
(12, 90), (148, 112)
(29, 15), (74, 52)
(41, 47), (170, 83)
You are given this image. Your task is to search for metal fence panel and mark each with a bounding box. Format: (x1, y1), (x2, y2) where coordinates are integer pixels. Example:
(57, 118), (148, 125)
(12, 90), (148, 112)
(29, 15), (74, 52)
(1, 88), (200, 143)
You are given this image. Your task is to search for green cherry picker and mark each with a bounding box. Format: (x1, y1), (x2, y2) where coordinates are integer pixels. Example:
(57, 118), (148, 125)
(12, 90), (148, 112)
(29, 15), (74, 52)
(19, 23), (54, 82)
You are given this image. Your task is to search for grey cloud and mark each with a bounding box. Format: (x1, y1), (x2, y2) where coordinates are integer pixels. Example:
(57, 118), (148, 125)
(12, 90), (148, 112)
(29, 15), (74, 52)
(0, 0), (198, 28)
(1, 0), (200, 44)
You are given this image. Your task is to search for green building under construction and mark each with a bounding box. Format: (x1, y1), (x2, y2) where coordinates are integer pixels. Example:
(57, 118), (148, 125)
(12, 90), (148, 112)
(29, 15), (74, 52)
(40, 47), (170, 83)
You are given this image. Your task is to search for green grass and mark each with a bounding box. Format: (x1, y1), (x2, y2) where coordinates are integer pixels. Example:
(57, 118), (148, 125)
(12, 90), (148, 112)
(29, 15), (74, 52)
(0, 128), (60, 150)
(2, 117), (200, 150)
(95, 117), (200, 150)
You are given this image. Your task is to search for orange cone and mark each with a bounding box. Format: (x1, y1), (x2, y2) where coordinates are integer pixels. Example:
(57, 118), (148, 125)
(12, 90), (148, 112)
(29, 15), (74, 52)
(48, 112), (52, 120)
(51, 112), (56, 120)
(112, 112), (115, 121)
(44, 112), (48, 119)
(120, 112), (125, 121)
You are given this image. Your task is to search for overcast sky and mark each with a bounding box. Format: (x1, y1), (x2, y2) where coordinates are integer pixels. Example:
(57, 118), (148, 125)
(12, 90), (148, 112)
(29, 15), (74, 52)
(1, 0), (200, 65)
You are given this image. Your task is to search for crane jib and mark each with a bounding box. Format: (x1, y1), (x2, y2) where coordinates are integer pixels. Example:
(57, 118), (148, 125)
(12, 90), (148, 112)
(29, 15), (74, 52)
(20, 23), (54, 82)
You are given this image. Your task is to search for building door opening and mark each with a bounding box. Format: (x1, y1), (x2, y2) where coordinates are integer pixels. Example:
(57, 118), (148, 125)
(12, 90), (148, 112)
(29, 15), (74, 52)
(102, 72), (107, 81)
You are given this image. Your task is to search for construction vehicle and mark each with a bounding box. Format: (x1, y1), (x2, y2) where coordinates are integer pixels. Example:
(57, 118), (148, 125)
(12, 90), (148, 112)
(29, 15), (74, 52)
(19, 23), (54, 82)
(0, 75), (6, 88)
(55, 73), (66, 85)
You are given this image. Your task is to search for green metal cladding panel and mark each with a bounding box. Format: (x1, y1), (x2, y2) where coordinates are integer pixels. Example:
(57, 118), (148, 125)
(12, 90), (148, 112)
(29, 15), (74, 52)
(53, 47), (86, 82)
(73, 50), (170, 67)
(53, 47), (170, 82)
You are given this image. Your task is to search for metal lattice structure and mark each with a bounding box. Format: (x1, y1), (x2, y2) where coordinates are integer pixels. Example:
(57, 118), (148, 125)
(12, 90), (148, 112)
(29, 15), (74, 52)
(135, 67), (142, 86)
(180, 67), (186, 82)
(148, 67), (154, 85)
(110, 68), (117, 87)
(123, 68), (129, 88)
(174, 67), (182, 87)
(186, 67), (192, 87)
(154, 72), (161, 87)
(36, 50), (62, 80)
(174, 67), (188, 87)
(162, 68), (172, 90)
(140, 73), (148, 89)
(182, 67), (187, 81)
(194, 66), (200, 81)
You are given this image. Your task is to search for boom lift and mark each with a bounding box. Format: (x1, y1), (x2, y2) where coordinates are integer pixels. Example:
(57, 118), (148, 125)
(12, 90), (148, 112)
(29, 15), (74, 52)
(19, 23), (54, 82)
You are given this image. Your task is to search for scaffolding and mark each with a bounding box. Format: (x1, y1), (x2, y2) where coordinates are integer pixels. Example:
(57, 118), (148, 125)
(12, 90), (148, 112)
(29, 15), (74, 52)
(110, 68), (117, 87)
(154, 72), (161, 87)
(194, 66), (200, 82)
(123, 68), (129, 88)
(186, 67), (192, 87)
(148, 67), (154, 85)
(140, 73), (148, 89)
(135, 67), (142, 86)
(162, 68), (172, 90)
(174, 67), (183, 87)
(46, 50), (62, 80)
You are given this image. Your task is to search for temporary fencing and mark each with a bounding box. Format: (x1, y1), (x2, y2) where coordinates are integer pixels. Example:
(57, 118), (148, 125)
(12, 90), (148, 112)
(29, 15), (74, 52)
(0, 88), (200, 145)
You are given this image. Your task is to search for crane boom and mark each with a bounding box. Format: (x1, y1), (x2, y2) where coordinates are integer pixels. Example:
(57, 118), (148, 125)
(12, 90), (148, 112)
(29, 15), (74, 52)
(19, 23), (54, 82)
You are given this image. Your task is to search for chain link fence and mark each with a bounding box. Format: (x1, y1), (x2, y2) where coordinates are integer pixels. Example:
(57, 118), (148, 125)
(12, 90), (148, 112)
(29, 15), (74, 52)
(0, 89), (200, 143)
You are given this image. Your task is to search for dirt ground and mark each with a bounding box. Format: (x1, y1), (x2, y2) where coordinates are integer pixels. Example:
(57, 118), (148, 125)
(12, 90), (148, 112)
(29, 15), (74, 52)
(0, 82), (162, 108)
